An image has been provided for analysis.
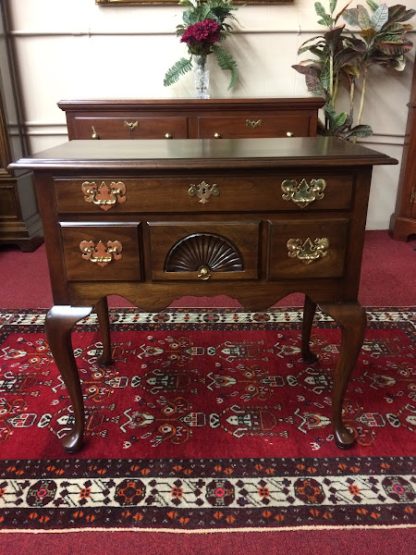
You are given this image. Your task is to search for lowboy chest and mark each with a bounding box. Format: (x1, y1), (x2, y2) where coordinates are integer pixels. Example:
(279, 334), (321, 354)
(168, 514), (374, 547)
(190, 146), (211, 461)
(11, 136), (396, 453)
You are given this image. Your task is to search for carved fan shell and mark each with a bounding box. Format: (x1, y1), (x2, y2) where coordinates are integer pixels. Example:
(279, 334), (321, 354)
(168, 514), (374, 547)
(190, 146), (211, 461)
(165, 233), (244, 272)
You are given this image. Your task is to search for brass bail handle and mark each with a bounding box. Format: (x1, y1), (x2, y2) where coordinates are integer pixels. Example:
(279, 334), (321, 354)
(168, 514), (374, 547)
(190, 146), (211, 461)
(124, 120), (138, 132)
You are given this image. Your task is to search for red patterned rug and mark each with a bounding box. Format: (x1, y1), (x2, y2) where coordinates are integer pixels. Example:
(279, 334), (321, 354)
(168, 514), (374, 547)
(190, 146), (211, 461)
(0, 307), (415, 532)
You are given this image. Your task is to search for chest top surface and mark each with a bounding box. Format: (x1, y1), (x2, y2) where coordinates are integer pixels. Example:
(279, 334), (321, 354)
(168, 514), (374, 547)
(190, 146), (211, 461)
(11, 137), (396, 171)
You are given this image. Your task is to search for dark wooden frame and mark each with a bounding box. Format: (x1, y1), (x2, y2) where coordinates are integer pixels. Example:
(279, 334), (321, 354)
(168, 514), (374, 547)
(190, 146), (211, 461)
(389, 60), (416, 241)
(0, 0), (43, 250)
(96, 0), (292, 5)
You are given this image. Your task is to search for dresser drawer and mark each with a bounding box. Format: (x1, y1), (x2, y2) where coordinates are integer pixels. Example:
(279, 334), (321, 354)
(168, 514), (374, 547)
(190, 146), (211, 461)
(60, 223), (142, 281)
(148, 222), (260, 281)
(196, 113), (312, 139)
(69, 116), (188, 140)
(269, 218), (349, 279)
(54, 174), (353, 213)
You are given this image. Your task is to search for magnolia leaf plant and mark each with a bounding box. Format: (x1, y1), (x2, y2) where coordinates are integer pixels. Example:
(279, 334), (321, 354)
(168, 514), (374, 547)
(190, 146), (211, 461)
(163, 0), (239, 90)
(293, 0), (415, 139)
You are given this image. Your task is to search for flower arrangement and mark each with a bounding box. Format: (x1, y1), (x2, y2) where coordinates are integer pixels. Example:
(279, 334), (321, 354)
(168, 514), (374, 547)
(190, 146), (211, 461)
(163, 0), (239, 91)
(293, 0), (415, 139)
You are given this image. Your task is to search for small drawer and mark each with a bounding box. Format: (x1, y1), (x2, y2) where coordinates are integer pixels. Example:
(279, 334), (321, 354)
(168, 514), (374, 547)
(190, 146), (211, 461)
(196, 113), (311, 139)
(70, 116), (188, 140)
(60, 223), (142, 281)
(54, 173), (353, 214)
(148, 222), (260, 281)
(269, 218), (349, 279)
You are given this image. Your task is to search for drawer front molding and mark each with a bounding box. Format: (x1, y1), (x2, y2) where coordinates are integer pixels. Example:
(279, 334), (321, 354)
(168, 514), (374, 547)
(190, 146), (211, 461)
(69, 116), (188, 140)
(149, 222), (259, 281)
(60, 223), (142, 281)
(55, 174), (353, 214)
(269, 218), (349, 279)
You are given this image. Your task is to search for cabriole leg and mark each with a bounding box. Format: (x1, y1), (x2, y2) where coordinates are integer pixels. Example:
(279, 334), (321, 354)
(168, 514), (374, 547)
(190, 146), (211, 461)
(46, 305), (92, 452)
(301, 295), (318, 363)
(320, 302), (366, 449)
(96, 296), (113, 365)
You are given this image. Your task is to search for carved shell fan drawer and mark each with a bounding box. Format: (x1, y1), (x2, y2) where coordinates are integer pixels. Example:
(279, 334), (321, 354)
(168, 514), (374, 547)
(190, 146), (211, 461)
(196, 114), (312, 139)
(268, 218), (349, 279)
(70, 116), (188, 140)
(59, 223), (142, 281)
(54, 174), (353, 214)
(148, 222), (260, 281)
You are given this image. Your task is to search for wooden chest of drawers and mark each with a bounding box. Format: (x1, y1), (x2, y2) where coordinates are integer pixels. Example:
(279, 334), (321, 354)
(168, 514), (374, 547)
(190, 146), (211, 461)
(58, 98), (324, 140)
(11, 137), (396, 453)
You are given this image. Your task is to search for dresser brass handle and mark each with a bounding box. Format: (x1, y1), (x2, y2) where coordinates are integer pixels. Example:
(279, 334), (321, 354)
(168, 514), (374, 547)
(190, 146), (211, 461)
(281, 178), (326, 208)
(79, 240), (123, 267)
(124, 120), (138, 132)
(197, 265), (212, 280)
(91, 126), (99, 139)
(286, 131), (294, 137)
(287, 237), (329, 264)
(246, 119), (263, 129)
(188, 181), (220, 204)
(213, 132), (222, 139)
(81, 181), (127, 211)
(164, 132), (173, 139)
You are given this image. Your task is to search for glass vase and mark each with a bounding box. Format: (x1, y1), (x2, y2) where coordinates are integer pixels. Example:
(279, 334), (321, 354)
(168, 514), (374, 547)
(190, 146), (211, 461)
(194, 55), (210, 99)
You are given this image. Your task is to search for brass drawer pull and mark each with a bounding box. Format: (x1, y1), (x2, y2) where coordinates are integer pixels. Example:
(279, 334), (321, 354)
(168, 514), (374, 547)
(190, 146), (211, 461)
(213, 132), (222, 139)
(281, 178), (326, 208)
(188, 181), (220, 204)
(246, 119), (263, 129)
(164, 132), (173, 139)
(79, 240), (123, 267)
(81, 181), (127, 211)
(91, 126), (99, 139)
(287, 237), (329, 264)
(124, 120), (138, 132)
(286, 131), (294, 137)
(197, 265), (212, 280)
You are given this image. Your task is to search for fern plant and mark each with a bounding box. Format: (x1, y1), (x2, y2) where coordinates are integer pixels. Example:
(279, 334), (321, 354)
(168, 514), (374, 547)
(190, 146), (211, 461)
(163, 0), (239, 90)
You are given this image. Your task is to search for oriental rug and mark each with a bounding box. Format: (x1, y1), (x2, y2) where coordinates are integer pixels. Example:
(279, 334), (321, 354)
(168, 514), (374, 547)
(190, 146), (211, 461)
(0, 307), (415, 532)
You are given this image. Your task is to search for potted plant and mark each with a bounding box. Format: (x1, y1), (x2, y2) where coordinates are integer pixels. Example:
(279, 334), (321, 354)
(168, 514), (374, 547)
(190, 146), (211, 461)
(293, 1), (415, 139)
(163, 0), (239, 98)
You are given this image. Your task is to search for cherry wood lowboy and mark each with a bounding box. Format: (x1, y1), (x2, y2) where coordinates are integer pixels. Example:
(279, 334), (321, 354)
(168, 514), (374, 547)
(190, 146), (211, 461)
(11, 137), (396, 453)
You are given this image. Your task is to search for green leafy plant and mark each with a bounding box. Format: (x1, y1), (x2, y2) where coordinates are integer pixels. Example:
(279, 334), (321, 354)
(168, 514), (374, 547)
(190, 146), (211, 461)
(293, 1), (415, 139)
(163, 0), (239, 89)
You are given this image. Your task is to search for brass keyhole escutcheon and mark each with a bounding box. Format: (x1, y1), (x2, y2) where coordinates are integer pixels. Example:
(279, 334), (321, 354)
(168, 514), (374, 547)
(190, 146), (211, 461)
(197, 265), (212, 280)
(188, 181), (220, 204)
(245, 119), (263, 129)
